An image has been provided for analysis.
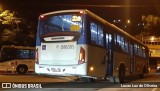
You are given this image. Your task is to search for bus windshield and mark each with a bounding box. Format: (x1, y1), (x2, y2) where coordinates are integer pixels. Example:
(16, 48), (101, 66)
(38, 13), (83, 36)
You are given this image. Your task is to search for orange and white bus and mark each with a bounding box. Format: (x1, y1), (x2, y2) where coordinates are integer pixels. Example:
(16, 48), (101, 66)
(35, 9), (149, 82)
(0, 45), (35, 74)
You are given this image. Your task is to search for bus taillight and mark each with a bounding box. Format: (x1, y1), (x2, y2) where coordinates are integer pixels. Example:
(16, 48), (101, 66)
(80, 11), (84, 14)
(40, 15), (44, 18)
(35, 48), (39, 64)
(78, 47), (85, 64)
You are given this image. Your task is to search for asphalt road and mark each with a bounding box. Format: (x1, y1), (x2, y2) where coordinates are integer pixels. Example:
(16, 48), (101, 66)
(0, 72), (160, 91)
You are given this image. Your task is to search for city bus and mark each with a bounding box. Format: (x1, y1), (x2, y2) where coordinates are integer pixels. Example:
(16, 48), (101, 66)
(35, 9), (149, 82)
(0, 45), (35, 74)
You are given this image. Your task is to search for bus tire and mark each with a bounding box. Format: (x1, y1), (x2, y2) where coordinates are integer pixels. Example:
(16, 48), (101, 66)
(16, 65), (28, 74)
(118, 64), (125, 83)
(139, 66), (146, 78)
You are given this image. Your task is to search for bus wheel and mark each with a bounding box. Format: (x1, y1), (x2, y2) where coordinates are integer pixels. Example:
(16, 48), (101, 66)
(139, 66), (146, 78)
(119, 64), (125, 83)
(16, 65), (28, 74)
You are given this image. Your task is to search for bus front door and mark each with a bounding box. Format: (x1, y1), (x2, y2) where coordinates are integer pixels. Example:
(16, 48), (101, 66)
(106, 33), (113, 77)
(129, 43), (134, 74)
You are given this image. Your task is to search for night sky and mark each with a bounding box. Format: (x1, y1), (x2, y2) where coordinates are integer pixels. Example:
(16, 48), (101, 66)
(1, 0), (160, 35)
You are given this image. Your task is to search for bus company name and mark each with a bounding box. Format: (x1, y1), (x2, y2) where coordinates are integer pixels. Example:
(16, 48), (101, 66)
(2, 83), (42, 88)
(60, 45), (74, 49)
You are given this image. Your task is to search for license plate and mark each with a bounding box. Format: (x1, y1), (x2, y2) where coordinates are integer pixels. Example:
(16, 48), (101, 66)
(51, 68), (61, 72)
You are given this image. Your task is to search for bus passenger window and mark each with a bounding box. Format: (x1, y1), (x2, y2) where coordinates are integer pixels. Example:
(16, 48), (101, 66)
(1, 48), (15, 61)
(125, 40), (129, 53)
(106, 33), (109, 49)
(142, 49), (146, 58)
(30, 50), (35, 59)
(120, 36), (125, 52)
(138, 45), (142, 57)
(134, 44), (138, 56)
(137, 46), (140, 56)
(90, 22), (98, 44)
(116, 34), (122, 51)
(17, 50), (29, 59)
(140, 47), (143, 57)
(98, 25), (104, 46)
(114, 34), (117, 45)
(90, 21), (104, 46)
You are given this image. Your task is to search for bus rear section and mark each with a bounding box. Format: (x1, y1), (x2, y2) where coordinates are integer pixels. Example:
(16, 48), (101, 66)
(35, 42), (87, 76)
(35, 10), (88, 77)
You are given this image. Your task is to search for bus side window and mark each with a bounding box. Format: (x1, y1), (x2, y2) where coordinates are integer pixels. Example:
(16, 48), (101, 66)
(90, 22), (98, 44)
(114, 34), (117, 46)
(1, 52), (6, 62)
(120, 36), (125, 52)
(125, 40), (129, 53)
(134, 44), (138, 56)
(116, 34), (123, 51)
(17, 50), (30, 59)
(106, 33), (109, 49)
(30, 50), (35, 59)
(142, 48), (146, 58)
(97, 25), (104, 46)
(1, 48), (15, 61)
(138, 46), (142, 57)
(90, 21), (104, 46)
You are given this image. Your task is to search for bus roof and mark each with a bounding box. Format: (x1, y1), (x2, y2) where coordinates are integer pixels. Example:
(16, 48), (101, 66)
(40, 9), (87, 17)
(84, 9), (148, 49)
(40, 9), (148, 49)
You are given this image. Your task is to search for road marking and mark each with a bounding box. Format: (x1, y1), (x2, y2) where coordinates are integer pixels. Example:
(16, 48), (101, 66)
(152, 88), (157, 91)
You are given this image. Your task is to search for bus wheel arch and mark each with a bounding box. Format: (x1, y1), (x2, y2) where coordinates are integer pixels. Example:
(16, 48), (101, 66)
(16, 65), (28, 74)
(118, 63), (126, 83)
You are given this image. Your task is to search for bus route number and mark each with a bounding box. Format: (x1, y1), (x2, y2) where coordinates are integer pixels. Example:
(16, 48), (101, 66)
(72, 15), (81, 22)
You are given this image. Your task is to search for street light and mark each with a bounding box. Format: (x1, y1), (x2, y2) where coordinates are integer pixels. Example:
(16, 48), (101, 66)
(127, 19), (130, 24)
(150, 36), (155, 41)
